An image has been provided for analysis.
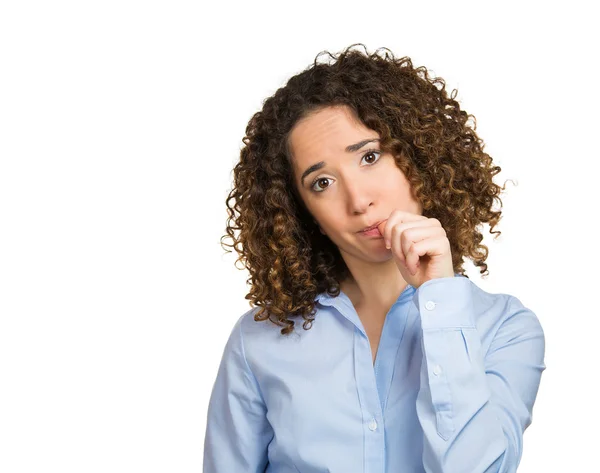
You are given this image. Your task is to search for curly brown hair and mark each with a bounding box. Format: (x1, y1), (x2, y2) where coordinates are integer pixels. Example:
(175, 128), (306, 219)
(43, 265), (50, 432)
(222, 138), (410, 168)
(221, 43), (509, 336)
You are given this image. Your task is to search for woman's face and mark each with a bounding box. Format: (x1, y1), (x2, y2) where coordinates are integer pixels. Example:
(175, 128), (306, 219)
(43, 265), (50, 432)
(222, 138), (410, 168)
(288, 105), (422, 263)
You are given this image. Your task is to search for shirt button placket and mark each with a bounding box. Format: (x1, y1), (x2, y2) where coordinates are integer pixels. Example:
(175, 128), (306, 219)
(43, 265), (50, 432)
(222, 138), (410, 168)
(355, 328), (385, 472)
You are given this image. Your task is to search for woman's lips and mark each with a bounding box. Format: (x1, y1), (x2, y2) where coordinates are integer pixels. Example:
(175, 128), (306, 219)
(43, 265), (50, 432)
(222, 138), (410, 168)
(359, 220), (383, 233)
(359, 226), (383, 237)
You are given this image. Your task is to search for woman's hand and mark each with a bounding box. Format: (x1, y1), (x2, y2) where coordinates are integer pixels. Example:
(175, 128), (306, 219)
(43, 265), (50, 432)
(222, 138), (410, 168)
(377, 210), (455, 289)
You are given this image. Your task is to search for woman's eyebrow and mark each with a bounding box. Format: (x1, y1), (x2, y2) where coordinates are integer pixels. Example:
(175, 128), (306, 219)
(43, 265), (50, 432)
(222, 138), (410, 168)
(300, 138), (380, 186)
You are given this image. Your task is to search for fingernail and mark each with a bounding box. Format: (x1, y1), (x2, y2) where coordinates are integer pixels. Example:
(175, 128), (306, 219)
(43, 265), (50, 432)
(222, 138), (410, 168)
(385, 239), (390, 249)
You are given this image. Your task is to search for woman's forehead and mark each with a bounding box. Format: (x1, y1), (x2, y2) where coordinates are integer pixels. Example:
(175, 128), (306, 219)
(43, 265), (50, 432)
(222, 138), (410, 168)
(289, 106), (375, 162)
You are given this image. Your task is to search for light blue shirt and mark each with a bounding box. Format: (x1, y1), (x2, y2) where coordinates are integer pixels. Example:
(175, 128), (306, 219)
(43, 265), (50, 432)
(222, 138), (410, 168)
(203, 274), (546, 472)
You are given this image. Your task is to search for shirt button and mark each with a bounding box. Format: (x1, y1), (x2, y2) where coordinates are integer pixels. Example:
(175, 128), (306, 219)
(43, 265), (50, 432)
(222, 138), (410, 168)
(433, 364), (443, 376)
(425, 300), (436, 310)
(368, 418), (378, 431)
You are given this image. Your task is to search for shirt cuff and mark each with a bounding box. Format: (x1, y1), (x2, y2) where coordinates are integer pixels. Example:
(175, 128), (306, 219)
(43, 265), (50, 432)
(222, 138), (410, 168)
(412, 276), (475, 330)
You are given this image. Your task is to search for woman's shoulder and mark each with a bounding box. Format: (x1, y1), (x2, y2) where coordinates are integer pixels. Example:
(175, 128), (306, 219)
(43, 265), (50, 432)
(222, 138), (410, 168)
(235, 305), (306, 350)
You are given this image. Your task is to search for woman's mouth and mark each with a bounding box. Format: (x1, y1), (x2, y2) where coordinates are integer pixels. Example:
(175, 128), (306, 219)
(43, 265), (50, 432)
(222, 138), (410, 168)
(358, 226), (383, 237)
(358, 220), (383, 233)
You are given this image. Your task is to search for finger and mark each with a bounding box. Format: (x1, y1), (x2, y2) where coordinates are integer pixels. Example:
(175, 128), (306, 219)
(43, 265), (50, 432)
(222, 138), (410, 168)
(379, 210), (427, 249)
(392, 225), (443, 272)
(390, 221), (437, 269)
(400, 225), (447, 265)
(388, 218), (440, 255)
(378, 210), (426, 244)
(406, 236), (450, 274)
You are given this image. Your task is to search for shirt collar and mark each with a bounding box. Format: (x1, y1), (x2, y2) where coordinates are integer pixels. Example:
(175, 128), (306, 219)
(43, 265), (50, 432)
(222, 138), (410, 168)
(314, 283), (417, 337)
(315, 282), (415, 306)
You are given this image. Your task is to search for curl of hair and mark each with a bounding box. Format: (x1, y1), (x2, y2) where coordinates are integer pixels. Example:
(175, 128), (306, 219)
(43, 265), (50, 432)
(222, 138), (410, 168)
(221, 43), (510, 336)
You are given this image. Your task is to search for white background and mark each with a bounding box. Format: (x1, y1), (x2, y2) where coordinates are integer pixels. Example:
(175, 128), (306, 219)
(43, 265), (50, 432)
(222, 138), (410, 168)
(1, 1), (597, 471)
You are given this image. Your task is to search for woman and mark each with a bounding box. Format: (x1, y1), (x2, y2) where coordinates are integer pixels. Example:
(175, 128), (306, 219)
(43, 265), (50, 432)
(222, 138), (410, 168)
(203, 44), (546, 473)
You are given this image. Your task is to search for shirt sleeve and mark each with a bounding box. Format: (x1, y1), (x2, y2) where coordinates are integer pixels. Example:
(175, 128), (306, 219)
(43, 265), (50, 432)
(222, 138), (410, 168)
(203, 314), (273, 473)
(412, 276), (546, 473)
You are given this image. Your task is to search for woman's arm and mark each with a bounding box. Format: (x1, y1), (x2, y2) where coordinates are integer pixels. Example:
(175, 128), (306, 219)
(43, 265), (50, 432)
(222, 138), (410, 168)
(203, 313), (273, 473)
(413, 277), (546, 473)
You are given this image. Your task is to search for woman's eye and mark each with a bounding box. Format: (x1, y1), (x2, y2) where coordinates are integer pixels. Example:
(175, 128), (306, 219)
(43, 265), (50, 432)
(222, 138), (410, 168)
(311, 177), (332, 192)
(362, 151), (380, 165)
(310, 150), (382, 193)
